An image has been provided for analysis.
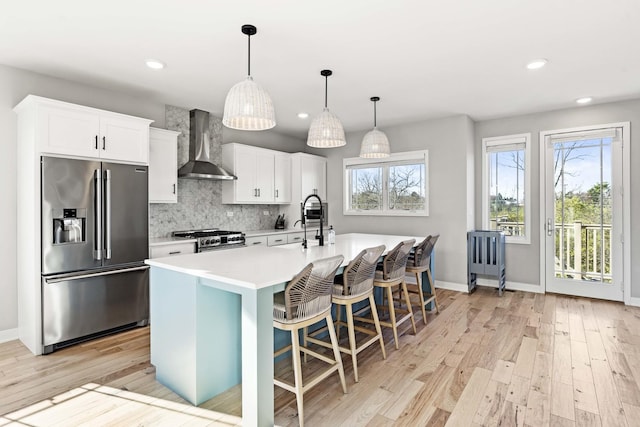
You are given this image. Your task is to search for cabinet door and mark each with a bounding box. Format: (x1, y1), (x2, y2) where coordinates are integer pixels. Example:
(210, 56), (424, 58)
(38, 105), (100, 158)
(149, 242), (195, 258)
(301, 156), (327, 200)
(100, 115), (149, 164)
(255, 151), (274, 202)
(274, 153), (291, 203)
(149, 129), (178, 203)
(233, 145), (258, 202)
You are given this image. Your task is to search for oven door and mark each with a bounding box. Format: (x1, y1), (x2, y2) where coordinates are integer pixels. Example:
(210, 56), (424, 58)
(306, 202), (328, 226)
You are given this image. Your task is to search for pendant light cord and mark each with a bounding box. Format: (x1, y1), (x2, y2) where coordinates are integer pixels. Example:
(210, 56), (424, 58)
(247, 33), (251, 76)
(324, 75), (328, 108)
(373, 99), (377, 127)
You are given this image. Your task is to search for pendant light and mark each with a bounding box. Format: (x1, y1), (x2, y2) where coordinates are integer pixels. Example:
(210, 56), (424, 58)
(307, 69), (346, 148)
(359, 96), (390, 158)
(223, 24), (276, 131)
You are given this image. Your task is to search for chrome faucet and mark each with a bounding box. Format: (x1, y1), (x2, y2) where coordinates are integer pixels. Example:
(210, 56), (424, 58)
(301, 193), (324, 249)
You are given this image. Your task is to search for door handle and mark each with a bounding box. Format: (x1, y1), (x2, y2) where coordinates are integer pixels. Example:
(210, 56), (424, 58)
(94, 169), (102, 260)
(104, 169), (112, 259)
(547, 218), (553, 236)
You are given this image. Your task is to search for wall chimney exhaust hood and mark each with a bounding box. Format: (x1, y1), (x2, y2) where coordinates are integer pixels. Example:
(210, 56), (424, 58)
(178, 109), (237, 180)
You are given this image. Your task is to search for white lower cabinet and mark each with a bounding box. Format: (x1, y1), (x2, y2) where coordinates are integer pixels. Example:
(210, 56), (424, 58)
(149, 242), (196, 258)
(245, 236), (268, 247)
(267, 235), (287, 246)
(287, 232), (305, 244)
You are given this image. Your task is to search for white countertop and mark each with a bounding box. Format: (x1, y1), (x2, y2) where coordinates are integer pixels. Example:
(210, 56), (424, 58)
(145, 233), (421, 290)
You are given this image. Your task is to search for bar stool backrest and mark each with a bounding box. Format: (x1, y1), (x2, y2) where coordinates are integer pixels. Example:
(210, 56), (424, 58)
(341, 245), (386, 297)
(282, 255), (344, 322)
(411, 234), (439, 268)
(381, 239), (416, 280)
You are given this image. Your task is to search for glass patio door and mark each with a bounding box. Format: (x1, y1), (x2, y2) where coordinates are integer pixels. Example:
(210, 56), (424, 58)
(542, 126), (624, 301)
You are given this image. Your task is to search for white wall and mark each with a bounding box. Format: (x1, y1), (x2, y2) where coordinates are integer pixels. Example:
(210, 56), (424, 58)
(475, 98), (640, 298)
(308, 114), (475, 287)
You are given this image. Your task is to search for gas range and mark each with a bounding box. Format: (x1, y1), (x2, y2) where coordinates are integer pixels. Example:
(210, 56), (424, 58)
(172, 229), (245, 252)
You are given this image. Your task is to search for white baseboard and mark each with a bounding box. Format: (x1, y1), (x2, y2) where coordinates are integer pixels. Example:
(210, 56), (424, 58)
(434, 280), (469, 293)
(627, 297), (640, 307)
(476, 278), (543, 294)
(0, 328), (19, 344)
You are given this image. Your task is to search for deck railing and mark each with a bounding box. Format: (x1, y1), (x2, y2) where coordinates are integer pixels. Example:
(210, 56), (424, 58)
(490, 220), (612, 282)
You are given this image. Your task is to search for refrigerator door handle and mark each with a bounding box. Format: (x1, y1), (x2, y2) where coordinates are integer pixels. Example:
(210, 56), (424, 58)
(104, 169), (112, 259)
(94, 168), (103, 260)
(44, 265), (149, 284)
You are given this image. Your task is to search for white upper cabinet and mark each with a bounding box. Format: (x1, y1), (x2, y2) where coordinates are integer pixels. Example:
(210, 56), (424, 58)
(294, 153), (327, 200)
(274, 152), (291, 203)
(221, 143), (291, 204)
(14, 95), (153, 164)
(149, 127), (180, 203)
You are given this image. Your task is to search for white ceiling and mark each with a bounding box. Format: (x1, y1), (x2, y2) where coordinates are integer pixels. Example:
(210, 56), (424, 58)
(2, 0), (640, 139)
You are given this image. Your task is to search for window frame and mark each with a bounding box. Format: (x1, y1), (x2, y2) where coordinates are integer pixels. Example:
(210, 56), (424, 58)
(481, 133), (531, 244)
(343, 150), (429, 217)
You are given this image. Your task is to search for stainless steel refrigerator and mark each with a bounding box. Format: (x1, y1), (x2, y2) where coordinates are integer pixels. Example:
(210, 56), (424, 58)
(41, 156), (149, 354)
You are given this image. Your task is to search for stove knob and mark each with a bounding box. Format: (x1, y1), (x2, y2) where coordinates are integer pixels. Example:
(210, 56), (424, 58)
(203, 239), (210, 245)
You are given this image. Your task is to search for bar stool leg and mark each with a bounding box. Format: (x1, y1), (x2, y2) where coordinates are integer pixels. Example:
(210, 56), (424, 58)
(386, 286), (400, 350)
(427, 269), (440, 313)
(369, 294), (386, 360)
(335, 303), (342, 341)
(345, 302), (359, 382)
(290, 328), (305, 426)
(415, 271), (428, 325)
(325, 313), (347, 393)
(402, 280), (417, 334)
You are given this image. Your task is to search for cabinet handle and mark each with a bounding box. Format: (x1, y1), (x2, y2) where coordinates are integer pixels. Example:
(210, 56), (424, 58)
(258, 188), (261, 197)
(292, 237), (301, 241)
(274, 239), (283, 242)
(252, 241), (263, 245)
(173, 183), (176, 194)
(275, 189), (279, 198)
(102, 136), (106, 150)
(95, 135), (98, 149)
(169, 251), (181, 255)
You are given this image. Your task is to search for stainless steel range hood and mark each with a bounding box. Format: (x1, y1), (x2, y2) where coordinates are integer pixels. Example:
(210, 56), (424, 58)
(178, 109), (237, 180)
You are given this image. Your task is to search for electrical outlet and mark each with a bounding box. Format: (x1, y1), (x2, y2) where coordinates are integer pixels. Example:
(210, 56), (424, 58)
(227, 211), (233, 217)
(263, 211), (269, 216)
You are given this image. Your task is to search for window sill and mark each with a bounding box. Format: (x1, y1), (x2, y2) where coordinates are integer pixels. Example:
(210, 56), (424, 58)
(344, 210), (428, 217)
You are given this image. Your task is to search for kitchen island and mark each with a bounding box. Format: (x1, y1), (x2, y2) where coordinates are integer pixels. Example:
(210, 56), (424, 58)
(145, 233), (430, 427)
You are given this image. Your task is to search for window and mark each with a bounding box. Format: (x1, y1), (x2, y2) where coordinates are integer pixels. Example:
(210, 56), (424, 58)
(344, 150), (428, 216)
(482, 133), (531, 243)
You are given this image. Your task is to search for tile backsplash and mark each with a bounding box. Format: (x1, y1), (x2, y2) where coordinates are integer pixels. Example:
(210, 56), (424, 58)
(149, 105), (280, 237)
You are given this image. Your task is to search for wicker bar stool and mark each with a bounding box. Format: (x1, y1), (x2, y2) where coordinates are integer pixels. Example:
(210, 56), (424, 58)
(273, 255), (346, 427)
(405, 235), (440, 324)
(306, 245), (387, 383)
(373, 239), (416, 350)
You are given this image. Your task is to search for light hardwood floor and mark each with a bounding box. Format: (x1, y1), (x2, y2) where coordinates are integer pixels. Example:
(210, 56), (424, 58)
(2, 287), (640, 426)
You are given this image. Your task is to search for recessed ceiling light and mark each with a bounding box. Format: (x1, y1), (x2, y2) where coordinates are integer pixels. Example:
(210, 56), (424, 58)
(526, 59), (547, 70)
(145, 59), (165, 70)
(576, 97), (593, 104)
(297, 112), (309, 119)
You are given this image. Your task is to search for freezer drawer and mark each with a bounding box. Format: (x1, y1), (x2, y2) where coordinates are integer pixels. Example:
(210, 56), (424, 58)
(42, 265), (149, 353)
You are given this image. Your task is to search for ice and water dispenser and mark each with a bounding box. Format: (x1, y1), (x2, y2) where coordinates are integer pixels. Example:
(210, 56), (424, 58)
(52, 208), (86, 244)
